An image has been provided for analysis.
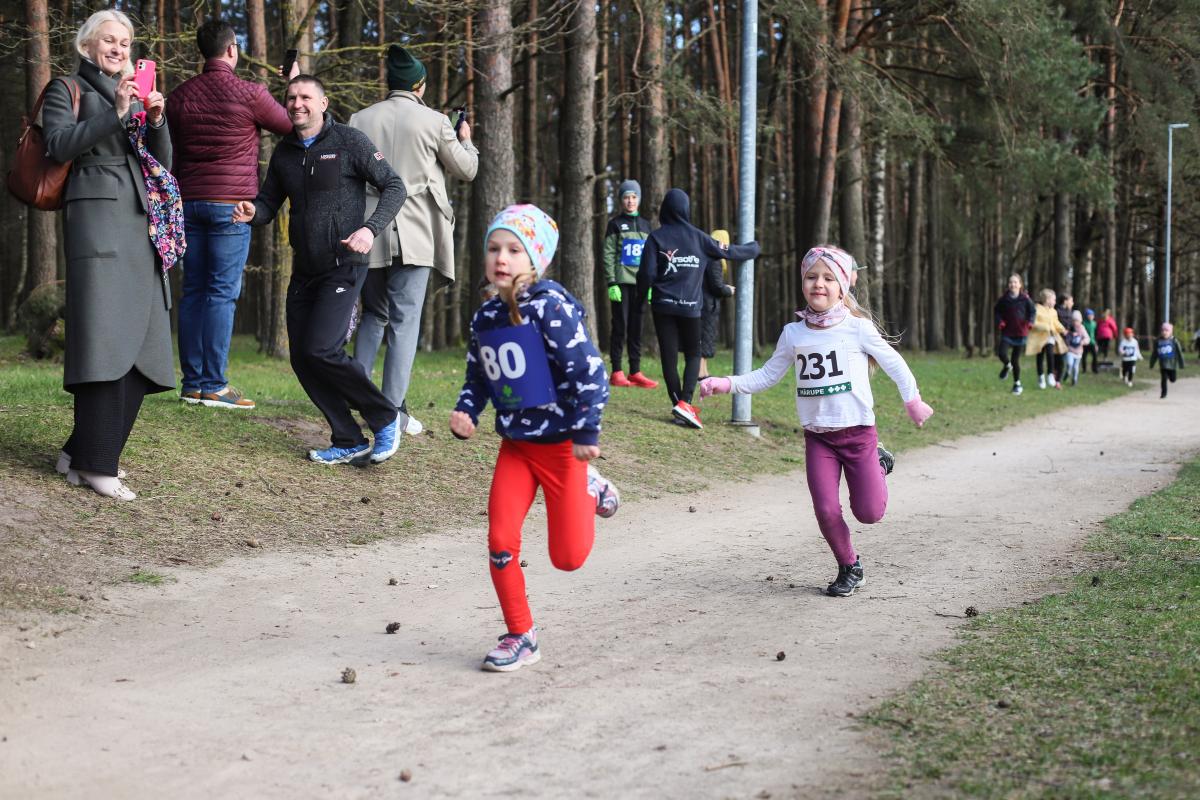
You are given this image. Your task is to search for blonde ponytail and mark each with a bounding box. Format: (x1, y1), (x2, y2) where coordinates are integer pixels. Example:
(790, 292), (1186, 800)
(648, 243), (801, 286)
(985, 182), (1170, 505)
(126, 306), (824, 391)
(500, 268), (539, 326)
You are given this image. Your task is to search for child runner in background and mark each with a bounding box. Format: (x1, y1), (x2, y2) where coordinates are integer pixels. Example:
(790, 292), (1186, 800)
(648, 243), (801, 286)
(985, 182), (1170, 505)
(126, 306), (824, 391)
(1149, 323), (1186, 398)
(450, 205), (618, 673)
(602, 180), (657, 389)
(1081, 310), (1099, 373)
(1096, 309), (1118, 361)
(697, 246), (934, 597)
(1027, 289), (1067, 389)
(638, 189), (760, 429)
(1064, 310), (1090, 386)
(698, 229), (736, 379)
(993, 273), (1036, 395)
(1118, 327), (1143, 386)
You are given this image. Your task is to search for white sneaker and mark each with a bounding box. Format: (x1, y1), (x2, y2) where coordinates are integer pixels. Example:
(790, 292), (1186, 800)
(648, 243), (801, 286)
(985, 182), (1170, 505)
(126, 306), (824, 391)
(1038, 375), (1047, 389)
(404, 413), (423, 436)
(1011, 382), (1023, 395)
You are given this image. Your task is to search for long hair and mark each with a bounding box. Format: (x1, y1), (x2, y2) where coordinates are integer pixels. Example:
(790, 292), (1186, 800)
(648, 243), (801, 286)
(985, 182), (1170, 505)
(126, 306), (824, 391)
(73, 10), (136, 77)
(477, 267), (541, 327)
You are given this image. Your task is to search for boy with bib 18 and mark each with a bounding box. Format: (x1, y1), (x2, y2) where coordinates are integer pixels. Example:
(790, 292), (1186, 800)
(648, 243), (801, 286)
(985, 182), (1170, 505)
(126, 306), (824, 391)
(698, 246), (934, 596)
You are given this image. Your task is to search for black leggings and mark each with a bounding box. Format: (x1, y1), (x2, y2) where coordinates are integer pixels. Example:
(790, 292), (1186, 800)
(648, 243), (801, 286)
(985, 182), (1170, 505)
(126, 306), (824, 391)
(1122, 362), (1136, 381)
(1082, 343), (1098, 373)
(1096, 338), (1111, 359)
(63, 366), (151, 476)
(1161, 368), (1176, 397)
(652, 310), (702, 405)
(997, 340), (1022, 382)
(1036, 344), (1056, 377)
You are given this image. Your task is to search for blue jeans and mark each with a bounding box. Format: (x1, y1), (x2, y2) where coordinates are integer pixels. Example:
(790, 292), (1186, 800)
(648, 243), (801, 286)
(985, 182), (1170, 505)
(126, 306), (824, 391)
(178, 202), (252, 394)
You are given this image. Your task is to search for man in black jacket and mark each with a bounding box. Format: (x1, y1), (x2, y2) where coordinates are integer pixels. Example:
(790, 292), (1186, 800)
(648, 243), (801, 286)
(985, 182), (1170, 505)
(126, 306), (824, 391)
(234, 75), (408, 466)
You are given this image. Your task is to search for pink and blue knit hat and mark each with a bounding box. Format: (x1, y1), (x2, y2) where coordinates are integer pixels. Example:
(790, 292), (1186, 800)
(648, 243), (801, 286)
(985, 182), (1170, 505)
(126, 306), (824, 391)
(486, 204), (560, 278)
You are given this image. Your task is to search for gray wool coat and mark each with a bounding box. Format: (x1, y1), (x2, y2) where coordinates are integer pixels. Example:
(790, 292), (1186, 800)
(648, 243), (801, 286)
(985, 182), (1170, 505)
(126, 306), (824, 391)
(42, 58), (176, 394)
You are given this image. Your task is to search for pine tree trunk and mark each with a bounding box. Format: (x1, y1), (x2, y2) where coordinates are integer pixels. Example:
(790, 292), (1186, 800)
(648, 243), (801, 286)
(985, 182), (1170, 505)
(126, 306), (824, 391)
(838, 92), (865, 298)
(560, 0), (598, 340)
(925, 157), (943, 350)
(902, 152), (924, 349)
(248, 0), (274, 350)
(1054, 130), (1072, 297)
(468, 0), (516, 311)
(521, 0), (539, 204)
(593, 7), (611, 347)
(25, 0), (56, 289)
(638, 0), (667, 220)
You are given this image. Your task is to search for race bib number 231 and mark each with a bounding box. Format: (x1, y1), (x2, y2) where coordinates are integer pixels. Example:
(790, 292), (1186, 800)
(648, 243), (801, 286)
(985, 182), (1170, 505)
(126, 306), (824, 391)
(794, 342), (852, 397)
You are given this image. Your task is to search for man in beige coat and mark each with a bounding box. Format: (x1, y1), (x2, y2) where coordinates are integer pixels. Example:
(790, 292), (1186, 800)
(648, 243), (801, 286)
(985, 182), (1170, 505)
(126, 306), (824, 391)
(349, 45), (478, 434)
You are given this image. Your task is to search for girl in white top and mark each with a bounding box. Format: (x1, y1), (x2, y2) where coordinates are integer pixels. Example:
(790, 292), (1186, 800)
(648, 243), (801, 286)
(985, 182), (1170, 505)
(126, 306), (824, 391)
(698, 246), (934, 596)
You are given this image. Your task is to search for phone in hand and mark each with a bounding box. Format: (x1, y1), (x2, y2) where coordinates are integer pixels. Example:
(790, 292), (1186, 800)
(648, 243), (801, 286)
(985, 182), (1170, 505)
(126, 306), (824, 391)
(283, 49), (299, 78)
(450, 107), (467, 135)
(134, 59), (156, 99)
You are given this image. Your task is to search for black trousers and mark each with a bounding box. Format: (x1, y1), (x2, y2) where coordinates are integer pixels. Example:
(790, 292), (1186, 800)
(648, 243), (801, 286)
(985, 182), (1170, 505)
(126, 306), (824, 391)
(1053, 351), (1065, 380)
(997, 339), (1023, 382)
(1122, 362), (1136, 381)
(287, 264), (398, 449)
(653, 310), (702, 405)
(63, 367), (151, 476)
(1097, 338), (1111, 359)
(609, 283), (644, 375)
(1161, 368), (1176, 397)
(1037, 344), (1056, 377)
(1083, 342), (1098, 372)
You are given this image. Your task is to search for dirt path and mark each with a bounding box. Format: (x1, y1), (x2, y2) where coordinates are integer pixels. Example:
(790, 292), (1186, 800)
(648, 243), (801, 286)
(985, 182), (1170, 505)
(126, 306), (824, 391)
(4, 378), (1199, 800)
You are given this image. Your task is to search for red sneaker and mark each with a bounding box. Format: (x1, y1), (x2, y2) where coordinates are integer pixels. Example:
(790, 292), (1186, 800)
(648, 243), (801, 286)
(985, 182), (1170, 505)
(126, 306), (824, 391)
(672, 401), (703, 429)
(610, 370), (633, 387)
(627, 371), (659, 389)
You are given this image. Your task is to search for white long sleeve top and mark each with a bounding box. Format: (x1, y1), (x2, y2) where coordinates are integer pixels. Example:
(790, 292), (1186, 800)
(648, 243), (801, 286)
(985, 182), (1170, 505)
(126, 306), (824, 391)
(728, 315), (920, 431)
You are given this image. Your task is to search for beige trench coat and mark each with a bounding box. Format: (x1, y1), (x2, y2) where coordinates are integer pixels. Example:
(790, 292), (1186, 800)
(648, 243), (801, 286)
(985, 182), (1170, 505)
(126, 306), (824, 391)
(349, 91), (479, 280)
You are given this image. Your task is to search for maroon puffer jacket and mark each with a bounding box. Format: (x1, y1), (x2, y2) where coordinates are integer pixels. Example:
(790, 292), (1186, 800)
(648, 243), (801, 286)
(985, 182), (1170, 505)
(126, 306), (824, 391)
(166, 60), (293, 201)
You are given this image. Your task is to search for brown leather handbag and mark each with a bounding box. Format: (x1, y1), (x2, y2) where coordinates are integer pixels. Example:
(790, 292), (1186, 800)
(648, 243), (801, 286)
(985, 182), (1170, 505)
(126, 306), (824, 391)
(7, 77), (81, 211)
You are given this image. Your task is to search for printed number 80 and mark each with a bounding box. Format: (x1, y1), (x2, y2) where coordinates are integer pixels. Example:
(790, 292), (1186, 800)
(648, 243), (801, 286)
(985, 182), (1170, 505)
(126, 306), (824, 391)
(480, 343), (527, 381)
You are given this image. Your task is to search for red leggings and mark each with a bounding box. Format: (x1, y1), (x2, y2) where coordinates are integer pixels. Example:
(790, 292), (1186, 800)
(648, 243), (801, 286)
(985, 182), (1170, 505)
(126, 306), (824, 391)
(488, 439), (596, 634)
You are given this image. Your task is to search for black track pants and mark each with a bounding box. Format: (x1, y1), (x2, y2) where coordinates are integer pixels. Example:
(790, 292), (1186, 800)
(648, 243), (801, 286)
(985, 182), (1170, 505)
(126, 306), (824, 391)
(608, 284), (644, 375)
(287, 264), (398, 449)
(652, 310), (702, 405)
(997, 340), (1022, 383)
(1161, 368), (1177, 397)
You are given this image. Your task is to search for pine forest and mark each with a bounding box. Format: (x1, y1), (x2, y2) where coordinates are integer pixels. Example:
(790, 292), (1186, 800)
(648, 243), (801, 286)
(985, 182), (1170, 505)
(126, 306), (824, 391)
(2, 0), (1199, 357)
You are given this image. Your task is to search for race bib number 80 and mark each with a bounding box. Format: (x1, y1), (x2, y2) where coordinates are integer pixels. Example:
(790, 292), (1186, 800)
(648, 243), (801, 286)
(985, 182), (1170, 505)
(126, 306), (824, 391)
(476, 323), (558, 411)
(794, 342), (852, 397)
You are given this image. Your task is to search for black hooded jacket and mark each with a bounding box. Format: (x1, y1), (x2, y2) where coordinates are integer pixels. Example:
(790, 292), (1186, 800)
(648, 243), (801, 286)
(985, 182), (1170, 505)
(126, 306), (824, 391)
(637, 189), (760, 318)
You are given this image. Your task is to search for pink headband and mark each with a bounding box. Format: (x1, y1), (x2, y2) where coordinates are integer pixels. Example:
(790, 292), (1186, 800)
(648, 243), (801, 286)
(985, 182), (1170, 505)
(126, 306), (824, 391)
(801, 247), (854, 298)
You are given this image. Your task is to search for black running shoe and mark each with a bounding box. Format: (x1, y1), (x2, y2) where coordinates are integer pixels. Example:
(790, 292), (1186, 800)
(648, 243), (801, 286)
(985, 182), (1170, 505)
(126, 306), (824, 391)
(827, 558), (865, 597)
(999, 363), (1011, 380)
(877, 443), (894, 476)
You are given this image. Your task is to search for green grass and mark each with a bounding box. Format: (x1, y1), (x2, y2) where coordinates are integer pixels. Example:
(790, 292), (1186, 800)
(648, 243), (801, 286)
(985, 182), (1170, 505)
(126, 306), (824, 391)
(865, 457), (1200, 799)
(115, 569), (168, 586)
(0, 333), (1135, 608)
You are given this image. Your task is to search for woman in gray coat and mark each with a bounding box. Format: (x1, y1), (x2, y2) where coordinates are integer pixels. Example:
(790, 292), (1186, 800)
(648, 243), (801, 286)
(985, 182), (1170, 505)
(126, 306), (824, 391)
(43, 10), (176, 501)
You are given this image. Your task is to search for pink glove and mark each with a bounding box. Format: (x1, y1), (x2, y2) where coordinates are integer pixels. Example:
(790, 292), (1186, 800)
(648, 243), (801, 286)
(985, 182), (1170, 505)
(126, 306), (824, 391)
(698, 376), (732, 400)
(905, 396), (934, 428)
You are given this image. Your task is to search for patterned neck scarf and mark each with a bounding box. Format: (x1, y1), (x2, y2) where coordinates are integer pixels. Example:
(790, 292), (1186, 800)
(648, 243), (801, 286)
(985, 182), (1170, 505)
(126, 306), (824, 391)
(126, 112), (185, 271)
(797, 246), (854, 328)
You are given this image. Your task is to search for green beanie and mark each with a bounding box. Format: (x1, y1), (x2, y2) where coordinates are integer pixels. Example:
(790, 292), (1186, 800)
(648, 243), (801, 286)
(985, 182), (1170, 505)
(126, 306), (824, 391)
(386, 45), (426, 93)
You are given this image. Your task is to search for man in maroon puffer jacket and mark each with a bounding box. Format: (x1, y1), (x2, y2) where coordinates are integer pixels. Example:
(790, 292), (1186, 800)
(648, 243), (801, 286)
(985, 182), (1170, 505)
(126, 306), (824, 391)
(166, 20), (296, 411)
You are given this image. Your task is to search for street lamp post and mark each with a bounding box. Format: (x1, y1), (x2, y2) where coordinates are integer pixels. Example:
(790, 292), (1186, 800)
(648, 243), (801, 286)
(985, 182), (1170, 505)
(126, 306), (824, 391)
(1165, 123), (1188, 325)
(730, 0), (758, 427)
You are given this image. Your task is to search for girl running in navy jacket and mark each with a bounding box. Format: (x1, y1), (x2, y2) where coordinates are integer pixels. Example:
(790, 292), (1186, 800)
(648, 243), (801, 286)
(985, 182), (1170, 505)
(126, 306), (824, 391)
(450, 205), (618, 672)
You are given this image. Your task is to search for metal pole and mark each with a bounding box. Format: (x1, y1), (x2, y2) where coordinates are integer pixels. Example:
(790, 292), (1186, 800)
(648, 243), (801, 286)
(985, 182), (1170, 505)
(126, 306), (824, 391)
(1165, 123), (1188, 325)
(731, 0), (758, 424)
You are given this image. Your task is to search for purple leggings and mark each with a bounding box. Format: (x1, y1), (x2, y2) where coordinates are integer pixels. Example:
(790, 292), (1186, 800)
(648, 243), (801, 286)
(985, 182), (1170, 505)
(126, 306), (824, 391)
(803, 425), (888, 566)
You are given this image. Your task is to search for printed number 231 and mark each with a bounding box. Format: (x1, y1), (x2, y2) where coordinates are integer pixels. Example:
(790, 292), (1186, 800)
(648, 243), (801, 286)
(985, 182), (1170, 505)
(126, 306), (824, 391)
(796, 350), (844, 380)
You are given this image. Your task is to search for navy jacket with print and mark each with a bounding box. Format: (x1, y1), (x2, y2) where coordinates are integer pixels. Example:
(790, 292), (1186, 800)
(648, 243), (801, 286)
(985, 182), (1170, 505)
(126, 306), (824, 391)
(455, 280), (608, 446)
(636, 189), (760, 318)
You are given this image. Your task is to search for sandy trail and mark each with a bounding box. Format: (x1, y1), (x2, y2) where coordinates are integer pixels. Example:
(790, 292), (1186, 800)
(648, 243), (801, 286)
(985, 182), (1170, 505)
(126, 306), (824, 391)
(3, 378), (1199, 800)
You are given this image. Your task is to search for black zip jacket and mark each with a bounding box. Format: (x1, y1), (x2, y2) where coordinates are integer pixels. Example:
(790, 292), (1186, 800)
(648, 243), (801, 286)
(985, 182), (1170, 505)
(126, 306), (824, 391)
(994, 291), (1037, 338)
(250, 113), (407, 276)
(637, 189), (759, 318)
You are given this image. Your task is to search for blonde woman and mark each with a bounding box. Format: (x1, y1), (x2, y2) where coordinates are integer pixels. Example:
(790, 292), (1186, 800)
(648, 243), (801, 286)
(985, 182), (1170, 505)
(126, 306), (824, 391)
(43, 10), (177, 500)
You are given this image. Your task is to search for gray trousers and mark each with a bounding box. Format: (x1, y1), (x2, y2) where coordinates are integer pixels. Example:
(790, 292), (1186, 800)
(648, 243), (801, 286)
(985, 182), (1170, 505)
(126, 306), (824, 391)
(352, 262), (431, 409)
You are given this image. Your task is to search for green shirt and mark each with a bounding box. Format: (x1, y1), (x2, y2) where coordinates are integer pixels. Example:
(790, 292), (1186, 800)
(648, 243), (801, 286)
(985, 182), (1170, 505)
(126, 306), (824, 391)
(1082, 319), (1097, 341)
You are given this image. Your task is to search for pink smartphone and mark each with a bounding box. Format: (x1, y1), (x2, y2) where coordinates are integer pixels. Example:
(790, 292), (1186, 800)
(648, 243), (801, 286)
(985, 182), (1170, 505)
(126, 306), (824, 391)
(133, 59), (156, 98)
